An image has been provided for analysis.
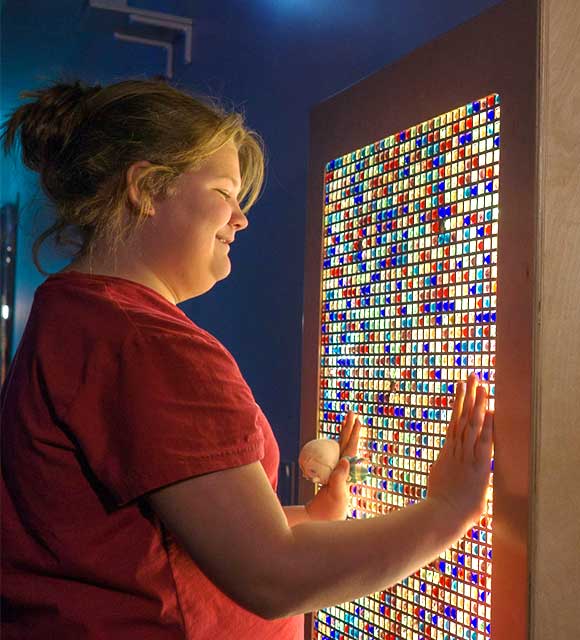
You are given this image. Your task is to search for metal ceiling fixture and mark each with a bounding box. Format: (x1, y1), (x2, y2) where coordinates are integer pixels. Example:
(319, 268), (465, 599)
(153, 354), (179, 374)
(88, 1), (193, 78)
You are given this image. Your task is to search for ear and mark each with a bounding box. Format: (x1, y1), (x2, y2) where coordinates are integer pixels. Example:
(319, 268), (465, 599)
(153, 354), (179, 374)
(126, 160), (154, 214)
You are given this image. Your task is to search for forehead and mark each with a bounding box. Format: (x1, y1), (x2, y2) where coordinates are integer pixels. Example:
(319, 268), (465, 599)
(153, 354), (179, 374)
(201, 142), (241, 177)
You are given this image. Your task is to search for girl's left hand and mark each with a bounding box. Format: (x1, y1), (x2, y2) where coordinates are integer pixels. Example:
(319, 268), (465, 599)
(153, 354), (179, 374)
(305, 411), (363, 521)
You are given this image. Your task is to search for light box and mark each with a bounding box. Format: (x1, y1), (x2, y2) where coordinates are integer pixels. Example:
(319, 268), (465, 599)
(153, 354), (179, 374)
(300, 1), (539, 638)
(318, 94), (498, 639)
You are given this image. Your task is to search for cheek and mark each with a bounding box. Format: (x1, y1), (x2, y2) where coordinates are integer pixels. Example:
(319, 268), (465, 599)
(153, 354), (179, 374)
(148, 193), (230, 252)
(191, 200), (230, 236)
(146, 211), (202, 259)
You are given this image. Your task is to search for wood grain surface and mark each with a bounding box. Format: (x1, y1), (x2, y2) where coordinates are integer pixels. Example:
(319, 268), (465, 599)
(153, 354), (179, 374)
(531, 0), (580, 637)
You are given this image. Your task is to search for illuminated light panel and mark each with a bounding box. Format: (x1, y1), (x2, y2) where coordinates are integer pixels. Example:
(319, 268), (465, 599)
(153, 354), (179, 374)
(314, 94), (500, 640)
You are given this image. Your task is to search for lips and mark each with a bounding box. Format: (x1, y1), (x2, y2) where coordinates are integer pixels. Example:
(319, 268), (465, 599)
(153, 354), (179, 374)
(216, 236), (233, 244)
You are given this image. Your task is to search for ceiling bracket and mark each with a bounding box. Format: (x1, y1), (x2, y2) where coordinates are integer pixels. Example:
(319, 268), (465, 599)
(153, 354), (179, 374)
(88, 0), (193, 78)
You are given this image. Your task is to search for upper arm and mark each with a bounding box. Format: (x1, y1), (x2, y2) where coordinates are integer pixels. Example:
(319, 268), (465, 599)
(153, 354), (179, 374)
(64, 330), (265, 507)
(146, 461), (293, 619)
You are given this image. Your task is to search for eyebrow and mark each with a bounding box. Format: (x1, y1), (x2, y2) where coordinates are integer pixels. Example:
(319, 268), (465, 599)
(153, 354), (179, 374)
(216, 175), (242, 190)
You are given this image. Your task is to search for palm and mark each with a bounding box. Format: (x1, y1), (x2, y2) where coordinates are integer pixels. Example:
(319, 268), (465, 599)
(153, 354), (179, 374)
(306, 411), (362, 522)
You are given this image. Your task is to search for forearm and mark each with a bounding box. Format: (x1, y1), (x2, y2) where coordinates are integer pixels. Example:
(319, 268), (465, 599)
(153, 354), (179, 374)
(283, 502), (341, 526)
(282, 505), (311, 527)
(274, 498), (465, 618)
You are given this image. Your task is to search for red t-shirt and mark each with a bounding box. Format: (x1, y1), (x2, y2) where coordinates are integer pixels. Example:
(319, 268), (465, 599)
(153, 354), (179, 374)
(1, 271), (304, 640)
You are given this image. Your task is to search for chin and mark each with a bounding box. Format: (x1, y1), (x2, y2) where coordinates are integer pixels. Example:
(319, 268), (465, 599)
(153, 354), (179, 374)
(214, 263), (232, 281)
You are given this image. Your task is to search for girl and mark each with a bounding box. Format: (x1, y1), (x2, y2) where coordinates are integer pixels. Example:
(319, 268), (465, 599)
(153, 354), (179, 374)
(1, 77), (493, 639)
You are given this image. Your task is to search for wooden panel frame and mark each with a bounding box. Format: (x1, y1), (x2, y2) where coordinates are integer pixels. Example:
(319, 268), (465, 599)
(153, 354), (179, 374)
(530, 0), (580, 637)
(300, 1), (539, 638)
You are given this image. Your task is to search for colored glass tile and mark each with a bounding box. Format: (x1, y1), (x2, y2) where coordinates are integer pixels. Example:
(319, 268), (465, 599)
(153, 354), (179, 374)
(313, 93), (500, 640)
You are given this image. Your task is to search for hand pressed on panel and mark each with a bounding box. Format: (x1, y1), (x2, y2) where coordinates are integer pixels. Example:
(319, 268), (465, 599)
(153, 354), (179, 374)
(305, 411), (363, 522)
(427, 373), (494, 529)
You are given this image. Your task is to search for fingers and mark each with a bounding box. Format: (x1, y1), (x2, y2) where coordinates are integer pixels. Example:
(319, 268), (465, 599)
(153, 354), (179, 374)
(474, 410), (494, 464)
(447, 381), (466, 442)
(326, 458), (351, 496)
(454, 373), (479, 448)
(343, 418), (362, 457)
(460, 373), (479, 423)
(339, 411), (356, 455)
(340, 411), (363, 458)
(463, 385), (489, 457)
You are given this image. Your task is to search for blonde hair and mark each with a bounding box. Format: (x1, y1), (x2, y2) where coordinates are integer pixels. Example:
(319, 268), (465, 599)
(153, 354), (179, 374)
(1, 75), (265, 276)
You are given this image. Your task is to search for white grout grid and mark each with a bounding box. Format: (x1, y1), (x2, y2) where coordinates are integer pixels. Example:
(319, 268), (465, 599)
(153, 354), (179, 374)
(314, 94), (500, 640)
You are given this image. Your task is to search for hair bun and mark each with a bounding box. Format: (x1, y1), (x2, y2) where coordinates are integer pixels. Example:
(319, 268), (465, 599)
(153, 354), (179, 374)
(1, 79), (102, 173)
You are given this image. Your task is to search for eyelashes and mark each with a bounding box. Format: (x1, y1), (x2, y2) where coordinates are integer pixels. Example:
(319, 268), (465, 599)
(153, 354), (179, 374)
(215, 188), (247, 217)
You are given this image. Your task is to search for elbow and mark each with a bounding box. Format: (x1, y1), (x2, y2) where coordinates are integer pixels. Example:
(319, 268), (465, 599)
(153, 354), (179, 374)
(251, 569), (309, 620)
(203, 535), (305, 620)
(230, 566), (304, 621)
(257, 601), (287, 622)
(238, 582), (299, 621)
(256, 536), (319, 619)
(224, 594), (284, 621)
(256, 598), (302, 621)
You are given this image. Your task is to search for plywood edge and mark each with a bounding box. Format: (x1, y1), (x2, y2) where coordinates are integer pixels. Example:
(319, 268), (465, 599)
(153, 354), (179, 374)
(530, 0), (580, 637)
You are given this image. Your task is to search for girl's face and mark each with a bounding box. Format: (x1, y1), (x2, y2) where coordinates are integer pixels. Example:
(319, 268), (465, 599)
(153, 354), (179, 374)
(142, 141), (249, 302)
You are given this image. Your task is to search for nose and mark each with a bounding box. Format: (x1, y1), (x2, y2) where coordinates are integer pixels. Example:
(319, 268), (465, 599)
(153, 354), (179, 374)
(230, 201), (249, 231)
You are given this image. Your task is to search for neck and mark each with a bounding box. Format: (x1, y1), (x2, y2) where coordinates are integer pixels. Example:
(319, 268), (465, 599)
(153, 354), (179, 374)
(60, 250), (180, 306)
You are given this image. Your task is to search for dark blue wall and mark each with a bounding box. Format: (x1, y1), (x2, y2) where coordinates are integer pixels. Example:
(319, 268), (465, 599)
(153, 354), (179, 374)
(2, 0), (501, 498)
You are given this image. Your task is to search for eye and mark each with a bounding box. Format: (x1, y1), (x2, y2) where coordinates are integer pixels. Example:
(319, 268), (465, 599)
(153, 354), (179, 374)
(216, 189), (231, 200)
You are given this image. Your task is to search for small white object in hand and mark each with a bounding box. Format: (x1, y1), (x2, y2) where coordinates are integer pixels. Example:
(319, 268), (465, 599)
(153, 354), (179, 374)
(298, 439), (340, 485)
(299, 438), (370, 485)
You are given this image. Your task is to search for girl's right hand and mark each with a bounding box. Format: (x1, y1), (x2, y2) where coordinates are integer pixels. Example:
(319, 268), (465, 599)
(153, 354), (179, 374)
(426, 373), (494, 530)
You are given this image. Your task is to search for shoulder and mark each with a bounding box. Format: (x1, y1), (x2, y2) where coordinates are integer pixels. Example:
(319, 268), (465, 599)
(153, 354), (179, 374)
(31, 274), (244, 394)
(34, 272), (233, 359)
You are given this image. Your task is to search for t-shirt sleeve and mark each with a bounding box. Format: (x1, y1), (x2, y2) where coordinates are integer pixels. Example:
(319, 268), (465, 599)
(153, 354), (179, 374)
(63, 328), (265, 506)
